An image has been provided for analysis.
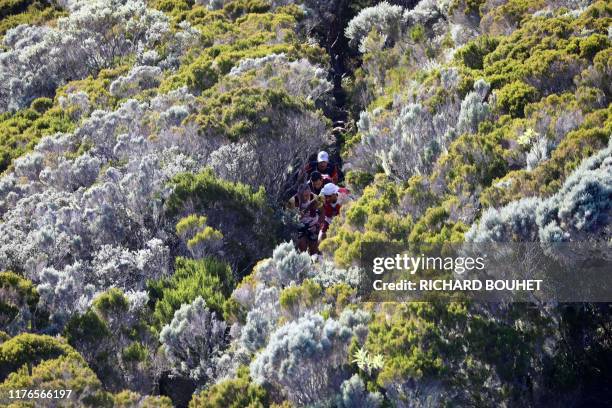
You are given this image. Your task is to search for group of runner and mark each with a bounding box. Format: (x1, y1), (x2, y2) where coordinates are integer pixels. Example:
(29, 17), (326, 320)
(287, 151), (347, 255)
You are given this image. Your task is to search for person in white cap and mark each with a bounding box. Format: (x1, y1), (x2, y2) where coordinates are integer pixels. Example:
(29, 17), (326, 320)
(318, 182), (342, 242)
(304, 150), (339, 184)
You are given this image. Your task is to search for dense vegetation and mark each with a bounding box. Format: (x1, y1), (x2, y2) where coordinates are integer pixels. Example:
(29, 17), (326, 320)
(0, 0), (610, 407)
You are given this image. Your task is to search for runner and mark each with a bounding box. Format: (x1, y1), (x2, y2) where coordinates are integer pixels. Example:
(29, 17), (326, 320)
(318, 183), (341, 243)
(308, 171), (328, 195)
(288, 183), (321, 254)
(305, 151), (339, 184)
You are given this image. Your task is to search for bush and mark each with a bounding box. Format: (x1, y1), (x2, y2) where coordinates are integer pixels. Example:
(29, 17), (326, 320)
(109, 65), (163, 98)
(30, 97), (53, 113)
(250, 310), (369, 405)
(149, 257), (233, 327)
(0, 106), (75, 173)
(63, 288), (157, 392)
(159, 296), (227, 383)
(0, 0), (175, 111)
(454, 36), (499, 70)
(338, 374), (383, 408)
(465, 197), (540, 242)
(456, 79), (491, 134)
(0, 0), (65, 39)
(345, 1), (404, 52)
(0, 355), (113, 407)
(166, 169), (280, 271)
(0, 271), (39, 335)
(495, 81), (538, 118)
(468, 139), (611, 245)
(189, 366), (269, 408)
(0, 333), (82, 381)
(255, 242), (313, 287)
(537, 140), (612, 243)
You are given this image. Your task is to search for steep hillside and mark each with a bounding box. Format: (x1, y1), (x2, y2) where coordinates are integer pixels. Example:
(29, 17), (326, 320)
(0, 0), (610, 407)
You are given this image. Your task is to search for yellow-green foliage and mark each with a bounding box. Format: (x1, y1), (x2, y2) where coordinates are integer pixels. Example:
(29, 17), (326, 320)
(480, 104), (612, 207)
(64, 290), (137, 354)
(407, 206), (467, 252)
(495, 81), (538, 118)
(0, 0), (66, 39)
(92, 288), (129, 320)
(167, 169), (268, 216)
(0, 272), (39, 327)
(279, 279), (322, 318)
(192, 87), (308, 140)
(365, 302), (543, 397)
(64, 309), (111, 348)
(331, 2), (611, 269)
(121, 342), (148, 363)
(454, 35), (499, 70)
(464, 1), (612, 93)
(433, 125), (514, 195)
(113, 390), (173, 408)
(0, 355), (113, 407)
(148, 257), (234, 327)
(189, 227), (224, 247)
(159, 3), (326, 95)
(188, 366), (269, 408)
(56, 65), (128, 112)
(0, 63), (130, 173)
(481, 0), (544, 33)
(166, 169), (280, 271)
(324, 283), (358, 318)
(176, 214), (208, 235)
(321, 175), (413, 267)
(177, 214), (224, 249)
(0, 346), (166, 407)
(0, 333), (83, 382)
(0, 103), (75, 174)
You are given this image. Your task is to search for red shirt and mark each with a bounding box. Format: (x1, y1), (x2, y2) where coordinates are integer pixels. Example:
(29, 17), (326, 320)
(321, 201), (341, 232)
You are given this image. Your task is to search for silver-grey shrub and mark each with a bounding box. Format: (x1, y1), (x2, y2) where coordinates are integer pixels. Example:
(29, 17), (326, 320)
(254, 242), (313, 287)
(537, 140), (611, 242)
(338, 374), (383, 408)
(345, 2), (404, 52)
(465, 197), (541, 242)
(250, 309), (370, 405)
(159, 296), (228, 383)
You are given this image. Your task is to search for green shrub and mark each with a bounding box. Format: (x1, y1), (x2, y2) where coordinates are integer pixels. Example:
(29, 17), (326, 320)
(0, 272), (39, 331)
(113, 390), (173, 407)
(0, 333), (82, 381)
(30, 97), (53, 114)
(64, 310), (110, 347)
(495, 81), (538, 117)
(92, 288), (129, 319)
(0, 355), (113, 407)
(0, 106), (75, 173)
(279, 280), (322, 318)
(166, 169), (280, 272)
(122, 342), (148, 363)
(189, 366), (269, 408)
(480, 106), (611, 207)
(0, 0), (65, 38)
(455, 36), (499, 70)
(578, 34), (610, 59)
(148, 257), (233, 327)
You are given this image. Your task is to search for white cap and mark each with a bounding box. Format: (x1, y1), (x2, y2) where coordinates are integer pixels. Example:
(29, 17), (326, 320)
(317, 151), (329, 163)
(321, 183), (339, 196)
